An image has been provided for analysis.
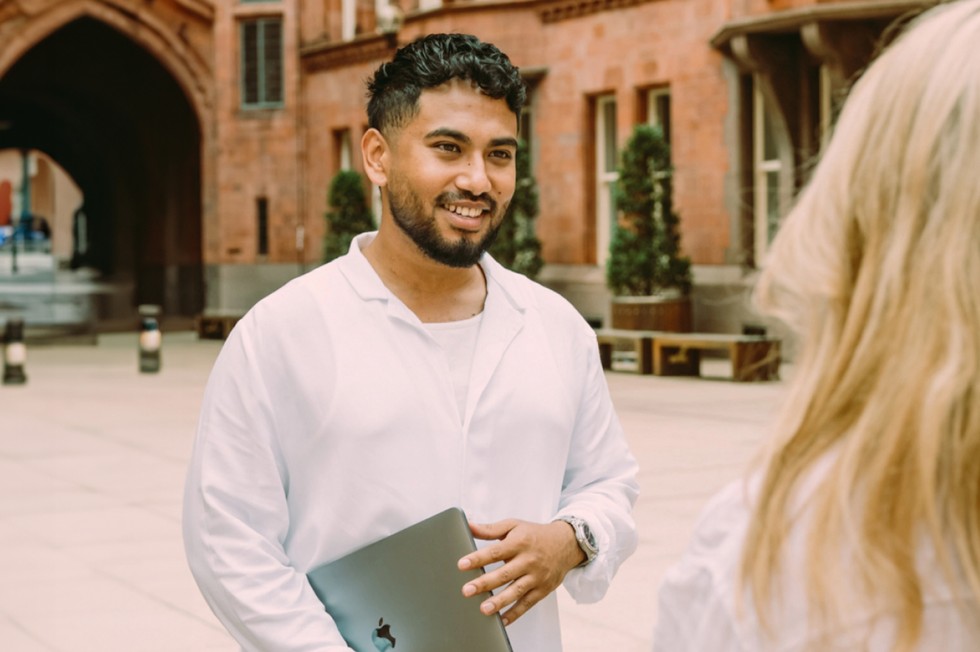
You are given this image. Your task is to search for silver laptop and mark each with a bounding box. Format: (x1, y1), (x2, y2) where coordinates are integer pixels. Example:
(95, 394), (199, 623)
(307, 507), (513, 652)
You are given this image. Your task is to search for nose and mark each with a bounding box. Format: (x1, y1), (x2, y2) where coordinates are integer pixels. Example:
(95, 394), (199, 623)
(456, 156), (492, 196)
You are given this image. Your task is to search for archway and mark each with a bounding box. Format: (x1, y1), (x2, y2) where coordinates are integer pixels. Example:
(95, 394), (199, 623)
(0, 16), (204, 321)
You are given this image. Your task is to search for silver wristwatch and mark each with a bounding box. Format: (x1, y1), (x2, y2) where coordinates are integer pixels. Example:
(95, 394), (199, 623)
(555, 515), (598, 566)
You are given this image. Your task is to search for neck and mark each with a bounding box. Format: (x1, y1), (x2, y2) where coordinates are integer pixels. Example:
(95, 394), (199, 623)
(363, 225), (488, 323)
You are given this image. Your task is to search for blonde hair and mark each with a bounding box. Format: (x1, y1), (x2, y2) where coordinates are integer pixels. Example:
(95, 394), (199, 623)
(743, 1), (980, 649)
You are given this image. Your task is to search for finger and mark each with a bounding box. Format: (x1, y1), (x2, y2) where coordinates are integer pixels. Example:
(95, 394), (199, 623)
(499, 588), (545, 626)
(475, 574), (537, 616)
(459, 525), (520, 571)
(458, 541), (505, 572)
(462, 557), (525, 597)
(468, 519), (518, 541)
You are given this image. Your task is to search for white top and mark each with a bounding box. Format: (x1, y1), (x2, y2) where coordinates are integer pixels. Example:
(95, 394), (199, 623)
(653, 464), (979, 651)
(182, 232), (640, 652)
(424, 312), (484, 422)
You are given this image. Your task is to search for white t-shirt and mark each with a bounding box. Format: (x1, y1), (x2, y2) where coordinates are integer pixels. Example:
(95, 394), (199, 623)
(425, 312), (484, 422)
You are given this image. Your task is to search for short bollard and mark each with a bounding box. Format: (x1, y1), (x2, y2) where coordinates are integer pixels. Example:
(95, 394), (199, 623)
(2, 317), (28, 385)
(138, 305), (162, 373)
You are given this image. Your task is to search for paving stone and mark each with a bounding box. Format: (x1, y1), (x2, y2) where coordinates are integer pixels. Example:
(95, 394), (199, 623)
(0, 331), (787, 651)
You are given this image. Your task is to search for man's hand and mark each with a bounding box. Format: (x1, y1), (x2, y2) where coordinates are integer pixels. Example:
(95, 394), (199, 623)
(457, 519), (585, 626)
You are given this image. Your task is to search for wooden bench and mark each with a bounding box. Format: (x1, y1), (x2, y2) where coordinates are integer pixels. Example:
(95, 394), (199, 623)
(595, 328), (668, 374)
(652, 332), (780, 381)
(595, 328), (781, 381)
(195, 311), (243, 340)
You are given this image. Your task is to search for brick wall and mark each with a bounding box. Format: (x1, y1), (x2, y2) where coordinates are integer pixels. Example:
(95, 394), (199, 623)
(300, 0), (737, 269)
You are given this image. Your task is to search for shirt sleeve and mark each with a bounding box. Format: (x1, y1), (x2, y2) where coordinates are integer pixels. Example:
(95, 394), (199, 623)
(182, 320), (353, 652)
(555, 333), (641, 603)
(653, 558), (745, 652)
(652, 480), (751, 652)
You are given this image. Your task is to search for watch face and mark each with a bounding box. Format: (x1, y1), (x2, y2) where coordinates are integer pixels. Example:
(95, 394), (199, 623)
(582, 523), (596, 548)
(559, 516), (598, 560)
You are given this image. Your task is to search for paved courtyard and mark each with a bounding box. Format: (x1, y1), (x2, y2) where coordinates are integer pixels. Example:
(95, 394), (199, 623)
(0, 331), (788, 651)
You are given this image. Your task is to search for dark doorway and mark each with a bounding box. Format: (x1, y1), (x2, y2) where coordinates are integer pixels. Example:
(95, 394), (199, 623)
(0, 17), (204, 321)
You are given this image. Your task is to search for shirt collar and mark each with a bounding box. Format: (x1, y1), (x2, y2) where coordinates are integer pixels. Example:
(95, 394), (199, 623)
(337, 231), (529, 313)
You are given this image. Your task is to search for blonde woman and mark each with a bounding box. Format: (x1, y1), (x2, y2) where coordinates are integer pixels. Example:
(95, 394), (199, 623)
(653, 1), (980, 650)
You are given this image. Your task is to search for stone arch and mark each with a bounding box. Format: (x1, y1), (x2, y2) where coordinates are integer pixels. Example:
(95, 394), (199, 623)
(0, 0), (213, 126)
(0, 2), (216, 320)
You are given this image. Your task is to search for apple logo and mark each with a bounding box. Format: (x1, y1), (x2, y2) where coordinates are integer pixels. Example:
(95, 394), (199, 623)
(371, 616), (396, 650)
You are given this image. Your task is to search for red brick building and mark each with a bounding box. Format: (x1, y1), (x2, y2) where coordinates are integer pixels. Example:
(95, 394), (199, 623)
(0, 0), (935, 328)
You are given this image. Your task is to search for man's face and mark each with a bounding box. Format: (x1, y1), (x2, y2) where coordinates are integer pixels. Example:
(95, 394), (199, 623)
(383, 79), (518, 267)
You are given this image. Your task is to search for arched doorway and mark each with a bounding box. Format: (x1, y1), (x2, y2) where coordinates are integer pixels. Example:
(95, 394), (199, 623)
(0, 16), (204, 322)
(0, 149), (80, 261)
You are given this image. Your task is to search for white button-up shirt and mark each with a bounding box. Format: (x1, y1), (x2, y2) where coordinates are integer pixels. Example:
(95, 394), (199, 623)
(183, 233), (640, 651)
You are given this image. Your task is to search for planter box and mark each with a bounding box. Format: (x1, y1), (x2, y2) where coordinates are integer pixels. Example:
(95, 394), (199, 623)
(610, 295), (692, 332)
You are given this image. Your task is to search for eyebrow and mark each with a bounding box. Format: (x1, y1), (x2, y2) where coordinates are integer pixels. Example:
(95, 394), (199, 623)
(424, 128), (518, 150)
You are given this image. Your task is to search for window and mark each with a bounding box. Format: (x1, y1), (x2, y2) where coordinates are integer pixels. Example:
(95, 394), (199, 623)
(519, 83), (536, 170)
(753, 78), (782, 264)
(334, 129), (353, 171)
(341, 0), (378, 39)
(646, 88), (671, 189)
(257, 197), (269, 255)
(646, 88), (671, 146)
(817, 64), (845, 152)
(519, 73), (544, 172)
(519, 106), (533, 162)
(241, 18), (283, 108)
(595, 94), (618, 266)
(341, 0), (356, 40)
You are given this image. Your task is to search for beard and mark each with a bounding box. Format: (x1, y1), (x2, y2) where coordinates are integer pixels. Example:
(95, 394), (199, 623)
(387, 179), (506, 268)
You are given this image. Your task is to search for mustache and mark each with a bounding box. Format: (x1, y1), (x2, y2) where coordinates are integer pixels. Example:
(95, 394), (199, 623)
(437, 191), (497, 215)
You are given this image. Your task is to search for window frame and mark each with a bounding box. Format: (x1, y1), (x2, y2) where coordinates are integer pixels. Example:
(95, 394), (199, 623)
(752, 77), (783, 265)
(341, 0), (356, 40)
(334, 128), (353, 172)
(645, 87), (671, 146)
(240, 16), (284, 110)
(595, 94), (619, 267)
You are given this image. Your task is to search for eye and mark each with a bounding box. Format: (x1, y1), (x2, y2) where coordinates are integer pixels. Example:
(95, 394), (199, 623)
(489, 149), (514, 161)
(433, 142), (461, 153)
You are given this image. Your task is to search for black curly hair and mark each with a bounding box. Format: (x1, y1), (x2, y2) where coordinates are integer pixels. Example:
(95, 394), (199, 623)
(366, 33), (526, 135)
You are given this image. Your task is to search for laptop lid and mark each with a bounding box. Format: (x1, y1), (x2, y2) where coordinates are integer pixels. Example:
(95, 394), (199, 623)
(307, 507), (513, 652)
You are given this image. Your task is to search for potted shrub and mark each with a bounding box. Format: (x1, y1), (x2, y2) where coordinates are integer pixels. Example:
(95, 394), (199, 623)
(323, 170), (375, 263)
(490, 139), (544, 279)
(606, 123), (693, 331)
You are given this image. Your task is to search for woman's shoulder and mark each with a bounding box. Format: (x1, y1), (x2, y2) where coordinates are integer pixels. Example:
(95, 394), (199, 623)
(653, 478), (756, 651)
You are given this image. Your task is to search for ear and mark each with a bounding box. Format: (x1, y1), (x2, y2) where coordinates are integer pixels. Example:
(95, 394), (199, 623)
(361, 128), (390, 187)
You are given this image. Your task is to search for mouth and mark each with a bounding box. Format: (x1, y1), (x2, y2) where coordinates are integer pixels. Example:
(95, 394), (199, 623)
(443, 201), (489, 231)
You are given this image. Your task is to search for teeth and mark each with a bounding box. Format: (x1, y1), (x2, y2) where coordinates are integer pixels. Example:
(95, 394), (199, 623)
(448, 205), (483, 218)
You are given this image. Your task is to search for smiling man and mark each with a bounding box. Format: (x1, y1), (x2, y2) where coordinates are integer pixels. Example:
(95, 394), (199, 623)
(368, 84), (516, 268)
(182, 34), (639, 652)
